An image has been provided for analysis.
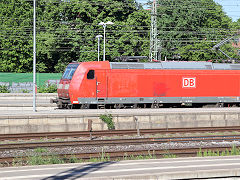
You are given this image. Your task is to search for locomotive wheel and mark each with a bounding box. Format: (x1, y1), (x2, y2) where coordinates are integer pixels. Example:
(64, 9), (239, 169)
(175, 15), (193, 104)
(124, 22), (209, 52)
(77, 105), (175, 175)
(217, 103), (224, 107)
(97, 104), (105, 109)
(114, 104), (122, 109)
(57, 104), (63, 109)
(151, 103), (159, 108)
(57, 101), (63, 109)
(67, 104), (73, 109)
(81, 104), (89, 109)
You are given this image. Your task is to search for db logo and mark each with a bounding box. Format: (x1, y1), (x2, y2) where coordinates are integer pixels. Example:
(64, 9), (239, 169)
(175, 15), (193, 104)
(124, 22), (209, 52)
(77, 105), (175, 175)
(183, 77), (196, 88)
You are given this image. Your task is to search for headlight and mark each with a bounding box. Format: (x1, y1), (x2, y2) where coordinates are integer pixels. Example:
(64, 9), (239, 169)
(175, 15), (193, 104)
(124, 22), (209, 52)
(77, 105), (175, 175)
(58, 84), (63, 89)
(65, 84), (70, 89)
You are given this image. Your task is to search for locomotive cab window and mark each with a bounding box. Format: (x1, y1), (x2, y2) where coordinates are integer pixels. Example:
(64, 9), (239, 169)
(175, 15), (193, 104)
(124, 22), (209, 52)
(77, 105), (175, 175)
(87, 70), (95, 79)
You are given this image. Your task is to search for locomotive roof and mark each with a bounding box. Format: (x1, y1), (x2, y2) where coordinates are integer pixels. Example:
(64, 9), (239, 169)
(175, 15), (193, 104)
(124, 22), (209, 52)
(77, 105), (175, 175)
(110, 61), (240, 70)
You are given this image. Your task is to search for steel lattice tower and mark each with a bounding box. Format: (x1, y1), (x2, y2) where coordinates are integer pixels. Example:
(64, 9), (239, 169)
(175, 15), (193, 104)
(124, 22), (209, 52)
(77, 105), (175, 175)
(149, 0), (158, 62)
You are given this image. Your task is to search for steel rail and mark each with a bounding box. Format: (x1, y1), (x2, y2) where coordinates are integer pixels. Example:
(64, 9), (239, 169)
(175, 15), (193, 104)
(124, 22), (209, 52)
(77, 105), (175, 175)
(1, 134), (240, 151)
(1, 126), (240, 140)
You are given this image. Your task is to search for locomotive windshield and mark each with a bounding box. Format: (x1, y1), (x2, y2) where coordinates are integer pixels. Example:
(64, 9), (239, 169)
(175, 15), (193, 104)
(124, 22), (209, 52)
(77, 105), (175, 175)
(62, 63), (79, 80)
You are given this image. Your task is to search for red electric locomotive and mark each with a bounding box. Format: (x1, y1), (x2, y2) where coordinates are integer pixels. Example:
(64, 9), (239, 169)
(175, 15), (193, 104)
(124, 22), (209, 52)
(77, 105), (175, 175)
(51, 61), (240, 109)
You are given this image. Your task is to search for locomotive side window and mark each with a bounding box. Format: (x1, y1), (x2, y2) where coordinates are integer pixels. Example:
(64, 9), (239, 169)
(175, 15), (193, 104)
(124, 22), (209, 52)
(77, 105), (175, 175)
(87, 70), (95, 79)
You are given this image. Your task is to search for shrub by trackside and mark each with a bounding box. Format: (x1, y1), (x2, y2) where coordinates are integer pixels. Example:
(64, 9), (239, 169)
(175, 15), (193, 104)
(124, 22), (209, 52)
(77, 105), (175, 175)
(100, 114), (115, 130)
(37, 84), (57, 93)
(0, 85), (10, 93)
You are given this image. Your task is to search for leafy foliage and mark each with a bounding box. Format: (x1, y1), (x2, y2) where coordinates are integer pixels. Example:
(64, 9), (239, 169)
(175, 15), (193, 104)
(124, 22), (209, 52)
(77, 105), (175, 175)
(100, 114), (115, 130)
(37, 84), (57, 93)
(0, 0), (33, 72)
(156, 0), (239, 61)
(0, 0), (148, 72)
(0, 85), (10, 93)
(0, 0), (239, 73)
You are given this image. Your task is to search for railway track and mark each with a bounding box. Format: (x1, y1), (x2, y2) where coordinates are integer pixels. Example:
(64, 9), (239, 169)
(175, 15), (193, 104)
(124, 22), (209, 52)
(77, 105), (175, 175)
(0, 145), (238, 165)
(1, 126), (240, 141)
(1, 134), (240, 150)
(1, 127), (240, 166)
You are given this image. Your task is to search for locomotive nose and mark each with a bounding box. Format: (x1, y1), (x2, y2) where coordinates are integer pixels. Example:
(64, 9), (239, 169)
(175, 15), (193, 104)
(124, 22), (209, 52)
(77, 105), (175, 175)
(57, 81), (70, 98)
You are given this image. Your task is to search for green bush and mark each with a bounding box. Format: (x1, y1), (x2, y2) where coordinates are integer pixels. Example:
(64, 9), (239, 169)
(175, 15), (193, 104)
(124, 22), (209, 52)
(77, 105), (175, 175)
(100, 114), (115, 130)
(38, 84), (57, 93)
(21, 89), (30, 93)
(0, 85), (10, 93)
(28, 155), (64, 165)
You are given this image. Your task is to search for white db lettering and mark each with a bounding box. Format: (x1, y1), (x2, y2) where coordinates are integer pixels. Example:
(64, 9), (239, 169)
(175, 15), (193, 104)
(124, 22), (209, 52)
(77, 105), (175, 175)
(183, 78), (196, 88)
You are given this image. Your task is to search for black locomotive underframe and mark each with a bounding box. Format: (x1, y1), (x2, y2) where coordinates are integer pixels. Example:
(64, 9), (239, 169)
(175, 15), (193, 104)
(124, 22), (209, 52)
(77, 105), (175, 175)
(51, 96), (240, 109)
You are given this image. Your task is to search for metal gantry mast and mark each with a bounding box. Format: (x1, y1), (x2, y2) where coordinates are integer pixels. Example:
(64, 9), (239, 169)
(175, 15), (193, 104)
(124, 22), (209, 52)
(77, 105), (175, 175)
(149, 0), (159, 62)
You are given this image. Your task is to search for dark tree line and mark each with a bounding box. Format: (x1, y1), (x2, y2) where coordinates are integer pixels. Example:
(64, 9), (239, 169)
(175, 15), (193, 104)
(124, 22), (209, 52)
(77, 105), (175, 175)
(0, 0), (239, 73)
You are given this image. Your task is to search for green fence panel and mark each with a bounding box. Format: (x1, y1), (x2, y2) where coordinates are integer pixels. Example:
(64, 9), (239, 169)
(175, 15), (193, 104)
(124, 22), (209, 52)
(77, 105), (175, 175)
(0, 73), (62, 87)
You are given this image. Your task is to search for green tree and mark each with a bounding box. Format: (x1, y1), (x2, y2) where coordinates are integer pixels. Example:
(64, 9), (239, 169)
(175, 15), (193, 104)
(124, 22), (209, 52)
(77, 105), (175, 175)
(0, 0), (147, 72)
(156, 0), (236, 61)
(0, 0), (33, 72)
(0, 0), (239, 73)
(35, 0), (146, 72)
(232, 18), (240, 30)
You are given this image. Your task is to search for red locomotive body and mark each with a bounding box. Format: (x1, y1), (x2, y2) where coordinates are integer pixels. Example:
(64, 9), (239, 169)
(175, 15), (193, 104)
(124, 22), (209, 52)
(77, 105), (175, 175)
(53, 61), (240, 108)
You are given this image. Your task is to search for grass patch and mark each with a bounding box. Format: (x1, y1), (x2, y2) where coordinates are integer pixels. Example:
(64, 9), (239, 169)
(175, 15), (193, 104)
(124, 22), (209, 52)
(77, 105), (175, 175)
(12, 145), (240, 167)
(28, 155), (65, 165)
(197, 145), (240, 157)
(12, 154), (84, 166)
(163, 154), (177, 158)
(122, 150), (157, 161)
(34, 148), (48, 153)
(12, 149), (158, 167)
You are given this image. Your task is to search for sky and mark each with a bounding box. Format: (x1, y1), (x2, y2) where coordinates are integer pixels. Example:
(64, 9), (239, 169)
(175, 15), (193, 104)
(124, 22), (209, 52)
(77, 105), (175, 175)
(137, 0), (240, 21)
(215, 0), (240, 21)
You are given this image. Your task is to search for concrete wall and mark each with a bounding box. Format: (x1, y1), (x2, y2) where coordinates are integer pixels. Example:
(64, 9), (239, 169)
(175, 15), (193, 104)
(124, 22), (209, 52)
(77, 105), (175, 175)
(0, 93), (57, 100)
(0, 93), (57, 111)
(1, 112), (240, 134)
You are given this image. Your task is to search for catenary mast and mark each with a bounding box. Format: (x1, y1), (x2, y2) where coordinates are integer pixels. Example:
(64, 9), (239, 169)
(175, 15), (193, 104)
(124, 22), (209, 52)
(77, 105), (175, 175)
(149, 0), (160, 61)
